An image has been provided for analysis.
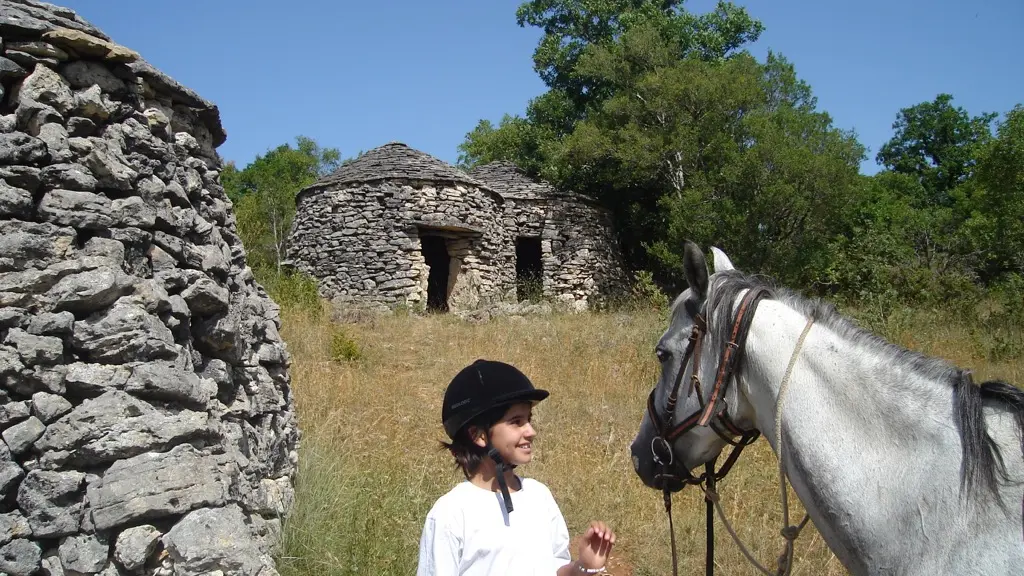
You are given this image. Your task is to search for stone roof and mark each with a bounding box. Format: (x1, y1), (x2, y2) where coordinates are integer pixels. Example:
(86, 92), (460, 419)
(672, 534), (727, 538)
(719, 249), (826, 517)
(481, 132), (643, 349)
(469, 161), (598, 204)
(0, 0), (226, 147)
(311, 142), (489, 189)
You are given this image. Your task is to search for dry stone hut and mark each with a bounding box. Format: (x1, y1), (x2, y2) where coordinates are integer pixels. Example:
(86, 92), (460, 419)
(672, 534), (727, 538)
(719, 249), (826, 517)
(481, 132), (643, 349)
(0, 1), (298, 575)
(287, 143), (626, 314)
(468, 161), (627, 310)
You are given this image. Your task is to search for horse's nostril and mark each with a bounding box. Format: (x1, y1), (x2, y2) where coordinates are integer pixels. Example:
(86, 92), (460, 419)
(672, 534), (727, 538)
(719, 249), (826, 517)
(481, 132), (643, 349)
(632, 454), (640, 472)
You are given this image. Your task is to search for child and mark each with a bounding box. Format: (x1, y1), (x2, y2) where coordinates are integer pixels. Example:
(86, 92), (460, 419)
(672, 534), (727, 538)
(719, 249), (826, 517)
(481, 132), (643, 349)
(416, 359), (616, 576)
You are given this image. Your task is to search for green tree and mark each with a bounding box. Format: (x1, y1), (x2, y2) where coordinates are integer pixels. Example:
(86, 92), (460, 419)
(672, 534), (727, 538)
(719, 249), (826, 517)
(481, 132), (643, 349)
(224, 136), (341, 273)
(458, 0), (765, 172)
(548, 37), (864, 288)
(875, 94), (996, 207)
(964, 104), (1024, 281)
(464, 4), (863, 292)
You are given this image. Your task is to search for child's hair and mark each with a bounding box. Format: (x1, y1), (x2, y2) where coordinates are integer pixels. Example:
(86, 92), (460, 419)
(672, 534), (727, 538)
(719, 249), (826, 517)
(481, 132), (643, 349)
(439, 404), (510, 479)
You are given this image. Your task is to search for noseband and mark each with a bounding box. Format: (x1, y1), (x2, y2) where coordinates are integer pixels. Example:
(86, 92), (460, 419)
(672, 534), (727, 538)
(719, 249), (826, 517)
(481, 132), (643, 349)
(645, 286), (770, 576)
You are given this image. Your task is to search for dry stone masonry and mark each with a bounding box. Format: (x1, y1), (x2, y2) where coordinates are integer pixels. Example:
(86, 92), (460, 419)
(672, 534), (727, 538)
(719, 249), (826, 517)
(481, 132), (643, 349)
(287, 143), (627, 316)
(288, 143), (518, 314)
(0, 2), (299, 575)
(469, 161), (627, 311)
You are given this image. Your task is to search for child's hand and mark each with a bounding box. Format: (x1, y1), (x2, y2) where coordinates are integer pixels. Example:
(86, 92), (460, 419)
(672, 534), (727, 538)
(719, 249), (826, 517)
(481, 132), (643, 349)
(576, 520), (616, 572)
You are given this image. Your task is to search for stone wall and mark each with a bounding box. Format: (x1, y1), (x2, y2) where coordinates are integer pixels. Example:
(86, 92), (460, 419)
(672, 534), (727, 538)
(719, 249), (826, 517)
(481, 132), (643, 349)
(0, 2), (298, 575)
(469, 161), (628, 310)
(505, 196), (628, 310)
(288, 179), (516, 312)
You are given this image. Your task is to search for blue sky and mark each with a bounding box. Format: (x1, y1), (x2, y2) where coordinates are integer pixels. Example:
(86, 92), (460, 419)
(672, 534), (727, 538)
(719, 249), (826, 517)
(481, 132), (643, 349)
(59, 0), (1023, 175)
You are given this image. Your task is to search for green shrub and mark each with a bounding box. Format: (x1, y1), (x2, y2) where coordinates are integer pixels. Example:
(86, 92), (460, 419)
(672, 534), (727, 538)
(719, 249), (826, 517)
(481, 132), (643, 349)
(329, 329), (362, 362)
(255, 268), (324, 318)
(629, 270), (669, 310)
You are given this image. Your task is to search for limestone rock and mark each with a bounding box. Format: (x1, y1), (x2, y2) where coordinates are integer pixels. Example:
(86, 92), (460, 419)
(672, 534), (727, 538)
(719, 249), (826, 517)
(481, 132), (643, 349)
(0, 458), (24, 501)
(0, 180), (32, 217)
(58, 60), (125, 93)
(6, 49), (58, 69)
(7, 41), (69, 62)
(63, 362), (130, 396)
(181, 275), (230, 316)
(0, 132), (47, 165)
(0, 165), (42, 191)
(26, 311), (74, 336)
(85, 137), (137, 190)
(162, 504), (266, 576)
(0, 400), (31, 426)
(5, 328), (63, 366)
(66, 116), (95, 137)
(42, 28), (139, 63)
(79, 237), (125, 268)
(124, 361), (211, 408)
(111, 195), (156, 228)
(31, 392), (72, 423)
(113, 524), (160, 571)
(39, 162), (97, 191)
(0, 220), (76, 270)
(36, 122), (71, 162)
(47, 266), (132, 314)
(14, 64), (74, 115)
(0, 512), (32, 547)
(0, 538), (41, 576)
(87, 444), (237, 530)
(0, 56), (28, 80)
(35, 390), (211, 468)
(57, 533), (108, 574)
(37, 189), (113, 229)
(71, 299), (177, 364)
(2, 415), (44, 454)
(15, 469), (85, 538)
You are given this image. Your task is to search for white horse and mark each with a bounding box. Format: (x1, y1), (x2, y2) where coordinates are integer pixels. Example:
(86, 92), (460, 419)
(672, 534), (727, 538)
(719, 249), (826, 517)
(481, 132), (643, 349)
(630, 241), (1024, 575)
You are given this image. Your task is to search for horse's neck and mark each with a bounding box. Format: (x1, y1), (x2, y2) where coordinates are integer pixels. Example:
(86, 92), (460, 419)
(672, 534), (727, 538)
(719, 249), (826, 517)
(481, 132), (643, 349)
(735, 300), (1023, 574)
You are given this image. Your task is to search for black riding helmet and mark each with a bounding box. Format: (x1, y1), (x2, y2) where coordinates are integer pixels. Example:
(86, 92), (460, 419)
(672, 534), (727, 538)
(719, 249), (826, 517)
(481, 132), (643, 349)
(441, 359), (549, 513)
(442, 359), (549, 441)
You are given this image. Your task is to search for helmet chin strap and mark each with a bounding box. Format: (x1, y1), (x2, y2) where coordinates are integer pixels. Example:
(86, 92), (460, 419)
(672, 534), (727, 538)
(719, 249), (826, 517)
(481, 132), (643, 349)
(485, 440), (515, 513)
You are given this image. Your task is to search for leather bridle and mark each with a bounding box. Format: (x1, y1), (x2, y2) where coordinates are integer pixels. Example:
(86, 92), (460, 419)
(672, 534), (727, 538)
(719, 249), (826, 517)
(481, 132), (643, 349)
(644, 286), (771, 576)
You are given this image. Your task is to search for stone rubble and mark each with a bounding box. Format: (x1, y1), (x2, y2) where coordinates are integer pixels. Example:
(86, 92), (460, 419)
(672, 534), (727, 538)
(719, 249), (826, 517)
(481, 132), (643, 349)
(0, 1), (298, 575)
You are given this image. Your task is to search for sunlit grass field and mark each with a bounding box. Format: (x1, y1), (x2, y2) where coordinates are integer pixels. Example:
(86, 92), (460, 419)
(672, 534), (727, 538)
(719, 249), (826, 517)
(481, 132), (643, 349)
(274, 301), (1022, 576)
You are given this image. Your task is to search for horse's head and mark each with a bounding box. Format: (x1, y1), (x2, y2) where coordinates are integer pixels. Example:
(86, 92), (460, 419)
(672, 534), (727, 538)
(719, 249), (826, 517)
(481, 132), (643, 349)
(629, 241), (759, 491)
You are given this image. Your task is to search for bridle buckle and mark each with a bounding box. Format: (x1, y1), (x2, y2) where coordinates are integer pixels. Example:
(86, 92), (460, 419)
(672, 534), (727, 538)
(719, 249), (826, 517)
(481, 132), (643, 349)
(651, 436), (674, 466)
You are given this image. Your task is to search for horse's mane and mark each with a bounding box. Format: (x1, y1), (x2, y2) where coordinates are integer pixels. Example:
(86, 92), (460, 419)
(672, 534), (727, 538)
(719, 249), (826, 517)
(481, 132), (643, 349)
(703, 269), (1024, 501)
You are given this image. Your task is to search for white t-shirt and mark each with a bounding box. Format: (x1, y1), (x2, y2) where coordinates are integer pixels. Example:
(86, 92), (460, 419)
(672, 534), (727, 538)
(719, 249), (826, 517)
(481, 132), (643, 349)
(416, 476), (572, 576)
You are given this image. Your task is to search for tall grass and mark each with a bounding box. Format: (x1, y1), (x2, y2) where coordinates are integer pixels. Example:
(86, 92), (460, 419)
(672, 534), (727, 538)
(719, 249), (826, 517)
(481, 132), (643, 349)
(275, 300), (1021, 576)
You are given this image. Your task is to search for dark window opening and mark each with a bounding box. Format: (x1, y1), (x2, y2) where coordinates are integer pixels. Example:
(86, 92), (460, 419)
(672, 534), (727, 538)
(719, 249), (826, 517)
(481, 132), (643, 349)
(516, 236), (543, 302)
(421, 235), (450, 312)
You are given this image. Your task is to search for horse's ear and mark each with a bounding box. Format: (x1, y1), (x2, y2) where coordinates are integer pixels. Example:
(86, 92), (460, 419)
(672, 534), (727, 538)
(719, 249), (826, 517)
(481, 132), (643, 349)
(710, 246), (735, 272)
(682, 241), (709, 298)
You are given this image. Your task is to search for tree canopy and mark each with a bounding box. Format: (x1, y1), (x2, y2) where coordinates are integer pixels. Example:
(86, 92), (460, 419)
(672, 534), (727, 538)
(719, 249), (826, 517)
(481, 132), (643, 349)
(222, 136), (341, 273)
(456, 1), (1022, 306)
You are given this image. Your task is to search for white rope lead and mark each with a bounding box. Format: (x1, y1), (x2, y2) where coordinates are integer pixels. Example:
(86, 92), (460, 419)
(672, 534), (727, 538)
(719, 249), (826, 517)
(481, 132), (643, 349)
(705, 316), (815, 576)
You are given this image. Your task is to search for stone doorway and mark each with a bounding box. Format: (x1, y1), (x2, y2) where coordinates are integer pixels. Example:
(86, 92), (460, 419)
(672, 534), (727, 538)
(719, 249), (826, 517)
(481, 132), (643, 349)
(420, 235), (451, 312)
(515, 236), (543, 302)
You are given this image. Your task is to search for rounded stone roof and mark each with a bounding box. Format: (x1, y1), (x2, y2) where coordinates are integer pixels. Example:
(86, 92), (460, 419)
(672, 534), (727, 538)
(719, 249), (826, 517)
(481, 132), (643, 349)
(313, 142), (488, 188)
(0, 0), (226, 147)
(469, 161), (599, 204)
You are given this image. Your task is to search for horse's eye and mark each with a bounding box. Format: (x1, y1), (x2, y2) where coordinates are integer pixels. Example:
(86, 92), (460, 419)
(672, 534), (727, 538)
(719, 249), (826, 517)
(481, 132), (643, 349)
(655, 348), (670, 362)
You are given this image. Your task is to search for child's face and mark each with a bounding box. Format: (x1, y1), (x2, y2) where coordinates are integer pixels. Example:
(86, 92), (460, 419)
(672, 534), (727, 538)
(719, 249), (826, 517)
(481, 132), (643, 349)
(475, 402), (537, 466)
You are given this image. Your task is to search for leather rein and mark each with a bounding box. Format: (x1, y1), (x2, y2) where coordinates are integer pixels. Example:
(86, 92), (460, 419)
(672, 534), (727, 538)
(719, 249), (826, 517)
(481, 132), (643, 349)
(645, 286), (785, 576)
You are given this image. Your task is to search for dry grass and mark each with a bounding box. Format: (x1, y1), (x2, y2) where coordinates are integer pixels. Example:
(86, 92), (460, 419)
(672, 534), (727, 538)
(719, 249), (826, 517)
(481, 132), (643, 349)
(274, 302), (1021, 576)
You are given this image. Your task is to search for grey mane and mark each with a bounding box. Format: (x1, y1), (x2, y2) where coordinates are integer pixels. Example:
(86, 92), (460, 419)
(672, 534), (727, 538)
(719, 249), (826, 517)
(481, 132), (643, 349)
(693, 269), (1024, 502)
